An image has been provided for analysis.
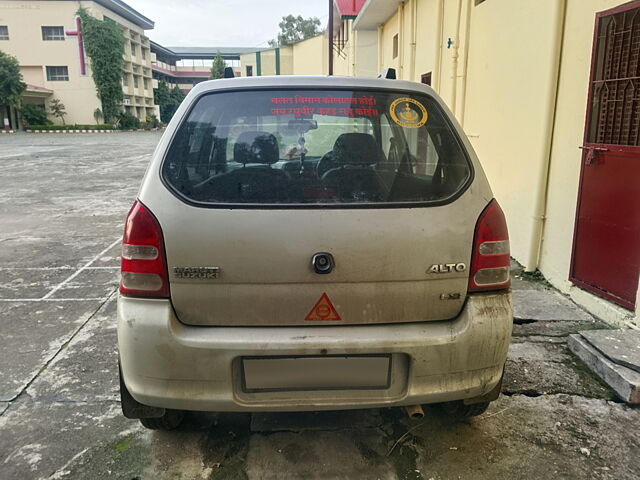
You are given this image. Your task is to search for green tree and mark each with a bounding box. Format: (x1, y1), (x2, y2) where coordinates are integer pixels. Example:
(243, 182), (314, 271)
(49, 98), (67, 124)
(77, 9), (125, 123)
(209, 51), (226, 79)
(153, 81), (185, 123)
(170, 85), (186, 104)
(0, 50), (26, 108)
(268, 15), (321, 47)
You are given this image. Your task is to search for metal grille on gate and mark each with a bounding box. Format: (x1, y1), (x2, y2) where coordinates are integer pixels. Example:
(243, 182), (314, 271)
(589, 8), (640, 146)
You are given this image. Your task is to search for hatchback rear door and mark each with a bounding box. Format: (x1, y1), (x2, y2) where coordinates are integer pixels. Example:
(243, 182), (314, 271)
(145, 85), (489, 326)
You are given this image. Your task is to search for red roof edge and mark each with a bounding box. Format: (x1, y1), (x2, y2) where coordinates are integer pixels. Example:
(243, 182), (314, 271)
(26, 84), (54, 93)
(334, 0), (366, 18)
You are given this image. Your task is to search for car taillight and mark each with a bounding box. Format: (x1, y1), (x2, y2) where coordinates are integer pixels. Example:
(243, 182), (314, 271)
(469, 199), (510, 292)
(119, 200), (170, 298)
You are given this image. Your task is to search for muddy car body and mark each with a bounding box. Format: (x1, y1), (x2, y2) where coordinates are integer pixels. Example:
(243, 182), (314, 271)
(117, 75), (513, 429)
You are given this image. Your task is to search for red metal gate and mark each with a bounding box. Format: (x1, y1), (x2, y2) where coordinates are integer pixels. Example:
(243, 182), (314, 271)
(571, 2), (640, 310)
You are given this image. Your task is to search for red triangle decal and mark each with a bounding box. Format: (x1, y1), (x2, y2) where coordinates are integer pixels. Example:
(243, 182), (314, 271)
(305, 293), (341, 321)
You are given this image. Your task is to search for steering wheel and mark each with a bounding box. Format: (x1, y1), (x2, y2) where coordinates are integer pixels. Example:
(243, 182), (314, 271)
(316, 151), (336, 179)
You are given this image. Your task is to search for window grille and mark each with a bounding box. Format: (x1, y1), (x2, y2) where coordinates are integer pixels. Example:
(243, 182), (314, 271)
(588, 7), (640, 146)
(0, 26), (8, 40)
(42, 26), (65, 41)
(46, 66), (69, 81)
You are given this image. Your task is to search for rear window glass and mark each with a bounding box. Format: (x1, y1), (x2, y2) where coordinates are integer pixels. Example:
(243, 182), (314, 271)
(162, 89), (471, 206)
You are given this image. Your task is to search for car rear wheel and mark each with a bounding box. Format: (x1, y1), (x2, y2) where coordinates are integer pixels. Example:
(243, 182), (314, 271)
(438, 400), (490, 420)
(139, 409), (185, 430)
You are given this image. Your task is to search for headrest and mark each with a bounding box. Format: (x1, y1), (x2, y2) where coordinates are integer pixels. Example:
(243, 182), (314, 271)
(234, 131), (279, 165)
(332, 133), (379, 165)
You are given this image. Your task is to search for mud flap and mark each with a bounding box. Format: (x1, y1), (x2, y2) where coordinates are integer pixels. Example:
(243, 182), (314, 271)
(119, 363), (165, 419)
(463, 367), (504, 405)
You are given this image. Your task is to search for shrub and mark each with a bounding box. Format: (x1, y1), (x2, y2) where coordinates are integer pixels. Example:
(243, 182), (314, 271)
(20, 104), (50, 127)
(148, 114), (161, 128)
(117, 112), (140, 130)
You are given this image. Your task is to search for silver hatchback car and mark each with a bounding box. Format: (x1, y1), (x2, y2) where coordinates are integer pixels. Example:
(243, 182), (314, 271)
(117, 75), (513, 430)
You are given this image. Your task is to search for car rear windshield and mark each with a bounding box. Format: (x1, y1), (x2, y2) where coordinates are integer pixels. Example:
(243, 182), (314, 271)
(161, 89), (472, 206)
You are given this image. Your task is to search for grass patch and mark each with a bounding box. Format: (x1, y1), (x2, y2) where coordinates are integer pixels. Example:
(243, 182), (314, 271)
(114, 436), (132, 453)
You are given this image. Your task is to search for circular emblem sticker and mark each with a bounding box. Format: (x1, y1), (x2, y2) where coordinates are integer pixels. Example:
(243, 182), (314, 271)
(389, 97), (428, 128)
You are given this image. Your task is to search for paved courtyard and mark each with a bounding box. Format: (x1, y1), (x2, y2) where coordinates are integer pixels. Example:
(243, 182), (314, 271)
(0, 132), (638, 479)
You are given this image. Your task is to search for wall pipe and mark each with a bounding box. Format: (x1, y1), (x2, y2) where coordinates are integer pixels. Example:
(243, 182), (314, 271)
(526, 0), (568, 272)
(410, 0), (418, 81)
(458, 0), (473, 127)
(434, 0), (445, 92)
(378, 25), (384, 71)
(329, 0), (334, 75)
(450, 0), (464, 114)
(351, 20), (357, 76)
(399, 1), (405, 79)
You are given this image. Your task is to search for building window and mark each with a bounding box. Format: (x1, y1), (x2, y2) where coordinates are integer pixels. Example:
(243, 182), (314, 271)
(0, 26), (8, 40)
(42, 26), (65, 41)
(122, 74), (128, 87)
(392, 34), (399, 59)
(46, 66), (69, 81)
(141, 48), (146, 60)
(143, 78), (149, 89)
(130, 41), (136, 56)
(246, 65), (253, 77)
(133, 76), (139, 88)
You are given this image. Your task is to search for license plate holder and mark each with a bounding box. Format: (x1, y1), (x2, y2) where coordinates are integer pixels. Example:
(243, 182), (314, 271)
(241, 355), (392, 392)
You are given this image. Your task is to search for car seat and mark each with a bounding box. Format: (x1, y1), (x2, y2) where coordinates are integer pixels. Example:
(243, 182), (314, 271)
(321, 133), (387, 202)
(206, 131), (289, 202)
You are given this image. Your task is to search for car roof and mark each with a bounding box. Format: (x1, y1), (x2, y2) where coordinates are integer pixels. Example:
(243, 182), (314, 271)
(188, 75), (436, 97)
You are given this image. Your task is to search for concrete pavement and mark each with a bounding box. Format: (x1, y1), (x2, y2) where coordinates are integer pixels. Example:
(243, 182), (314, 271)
(0, 132), (638, 479)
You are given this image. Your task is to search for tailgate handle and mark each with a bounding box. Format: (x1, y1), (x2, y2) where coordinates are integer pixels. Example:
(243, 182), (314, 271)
(312, 252), (334, 274)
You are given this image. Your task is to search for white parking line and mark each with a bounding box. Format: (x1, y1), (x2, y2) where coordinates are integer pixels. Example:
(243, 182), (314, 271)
(0, 266), (119, 271)
(0, 297), (111, 302)
(41, 238), (121, 300)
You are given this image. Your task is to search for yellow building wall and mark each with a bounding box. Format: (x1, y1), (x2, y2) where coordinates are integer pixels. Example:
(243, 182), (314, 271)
(461, 0), (562, 269)
(78, 0), (156, 121)
(539, 0), (638, 325)
(0, 0), (99, 124)
(279, 46), (294, 75)
(379, 10), (400, 75)
(291, 34), (327, 75)
(343, 0), (638, 323)
(20, 66), (46, 86)
(239, 39), (321, 77)
(239, 52), (255, 76)
(374, 0), (445, 83)
(354, 29), (379, 77)
(413, 0), (440, 84)
(0, 0), (155, 124)
(333, 20), (353, 77)
(333, 40), (351, 77)
(331, 20), (378, 78)
(260, 49), (277, 76)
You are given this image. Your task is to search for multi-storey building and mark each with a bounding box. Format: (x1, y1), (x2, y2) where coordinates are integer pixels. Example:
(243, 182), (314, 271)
(150, 42), (253, 92)
(0, 0), (157, 127)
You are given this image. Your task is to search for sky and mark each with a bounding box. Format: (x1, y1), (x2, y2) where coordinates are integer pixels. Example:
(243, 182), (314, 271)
(125, 0), (330, 48)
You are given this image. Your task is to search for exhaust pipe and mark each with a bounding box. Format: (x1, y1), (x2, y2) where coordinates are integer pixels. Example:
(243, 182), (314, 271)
(406, 404), (424, 420)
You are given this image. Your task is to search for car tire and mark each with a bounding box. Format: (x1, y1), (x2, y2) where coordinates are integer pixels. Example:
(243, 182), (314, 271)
(438, 401), (490, 420)
(139, 409), (185, 430)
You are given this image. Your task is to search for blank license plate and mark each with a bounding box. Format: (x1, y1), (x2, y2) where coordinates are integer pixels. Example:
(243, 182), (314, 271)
(242, 356), (391, 392)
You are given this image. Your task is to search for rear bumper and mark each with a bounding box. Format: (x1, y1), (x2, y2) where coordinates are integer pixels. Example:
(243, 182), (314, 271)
(117, 292), (512, 412)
